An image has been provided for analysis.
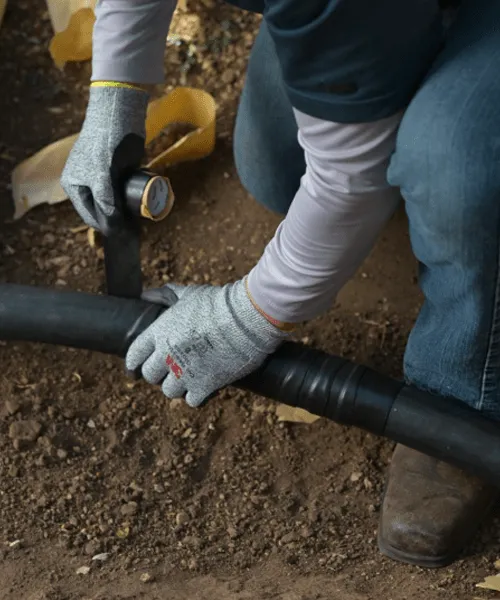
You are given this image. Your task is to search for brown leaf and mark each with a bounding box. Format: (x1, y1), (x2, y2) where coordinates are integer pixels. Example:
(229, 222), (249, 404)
(476, 575), (500, 592)
(46, 0), (97, 67)
(275, 404), (320, 424)
(70, 225), (89, 234)
(11, 88), (215, 220)
(11, 134), (78, 219)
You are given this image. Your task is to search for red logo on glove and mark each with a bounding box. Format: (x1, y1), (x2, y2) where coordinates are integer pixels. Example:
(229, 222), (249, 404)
(166, 355), (183, 379)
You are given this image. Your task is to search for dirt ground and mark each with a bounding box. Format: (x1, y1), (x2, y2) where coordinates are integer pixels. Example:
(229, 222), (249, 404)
(0, 2), (499, 600)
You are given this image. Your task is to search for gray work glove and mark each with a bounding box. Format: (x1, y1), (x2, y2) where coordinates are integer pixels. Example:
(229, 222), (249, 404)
(61, 85), (149, 233)
(125, 279), (289, 407)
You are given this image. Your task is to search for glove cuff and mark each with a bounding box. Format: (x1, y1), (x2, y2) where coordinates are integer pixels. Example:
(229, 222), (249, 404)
(91, 81), (150, 94)
(86, 84), (149, 140)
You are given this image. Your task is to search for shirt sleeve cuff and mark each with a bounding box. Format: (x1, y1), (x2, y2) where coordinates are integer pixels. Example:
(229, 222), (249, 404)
(91, 58), (165, 85)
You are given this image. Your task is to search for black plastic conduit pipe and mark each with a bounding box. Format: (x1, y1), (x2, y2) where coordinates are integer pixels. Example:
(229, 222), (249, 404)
(1, 283), (499, 486)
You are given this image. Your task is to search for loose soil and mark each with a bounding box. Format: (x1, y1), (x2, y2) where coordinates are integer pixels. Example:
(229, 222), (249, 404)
(0, 2), (499, 599)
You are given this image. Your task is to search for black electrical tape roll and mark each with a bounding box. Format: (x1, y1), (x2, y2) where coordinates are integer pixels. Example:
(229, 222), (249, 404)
(124, 170), (154, 216)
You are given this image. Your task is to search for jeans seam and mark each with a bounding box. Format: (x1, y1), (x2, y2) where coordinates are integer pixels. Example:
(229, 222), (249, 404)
(479, 230), (500, 411)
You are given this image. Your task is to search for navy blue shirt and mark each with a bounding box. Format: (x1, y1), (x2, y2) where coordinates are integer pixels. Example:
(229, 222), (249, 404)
(226, 0), (444, 122)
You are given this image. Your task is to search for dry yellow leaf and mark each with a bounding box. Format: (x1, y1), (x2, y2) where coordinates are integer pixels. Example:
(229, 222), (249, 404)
(11, 87), (216, 220)
(276, 404), (320, 424)
(477, 574), (500, 592)
(146, 87), (216, 169)
(49, 7), (95, 68)
(46, 0), (96, 32)
(0, 0), (7, 29)
(11, 134), (78, 220)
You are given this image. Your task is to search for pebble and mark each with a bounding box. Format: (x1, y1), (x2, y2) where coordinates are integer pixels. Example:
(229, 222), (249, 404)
(280, 532), (299, 545)
(8, 465), (19, 477)
(170, 398), (184, 409)
(76, 566), (91, 575)
(350, 472), (363, 483)
(140, 572), (153, 583)
(227, 526), (238, 539)
(56, 449), (68, 460)
(5, 398), (20, 415)
(9, 420), (42, 450)
(175, 511), (190, 526)
(91, 553), (109, 562)
(188, 558), (198, 570)
(121, 501), (138, 517)
(84, 540), (101, 556)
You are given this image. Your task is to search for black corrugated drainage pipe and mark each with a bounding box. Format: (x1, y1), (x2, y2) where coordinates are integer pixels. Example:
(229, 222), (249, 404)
(1, 283), (499, 486)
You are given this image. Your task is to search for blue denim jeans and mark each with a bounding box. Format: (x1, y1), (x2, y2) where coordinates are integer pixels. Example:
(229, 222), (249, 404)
(234, 0), (500, 419)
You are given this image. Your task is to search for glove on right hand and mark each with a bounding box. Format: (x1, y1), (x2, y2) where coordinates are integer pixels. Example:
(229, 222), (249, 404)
(61, 85), (149, 233)
(126, 279), (289, 408)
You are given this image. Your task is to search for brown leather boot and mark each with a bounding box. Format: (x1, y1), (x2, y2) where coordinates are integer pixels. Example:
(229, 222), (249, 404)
(378, 444), (498, 568)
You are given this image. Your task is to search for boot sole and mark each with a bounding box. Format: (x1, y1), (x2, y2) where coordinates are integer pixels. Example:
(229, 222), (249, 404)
(377, 529), (457, 568)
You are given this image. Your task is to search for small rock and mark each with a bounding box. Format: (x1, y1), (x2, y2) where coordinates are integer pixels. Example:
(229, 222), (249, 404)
(76, 566), (91, 575)
(182, 535), (202, 550)
(104, 429), (119, 452)
(56, 449), (68, 460)
(8, 539), (23, 549)
(92, 553), (109, 562)
(227, 526), (238, 539)
(8, 465), (20, 477)
(36, 495), (49, 509)
(87, 419), (96, 429)
(363, 477), (373, 490)
(121, 501), (138, 517)
(84, 540), (101, 556)
(170, 398), (183, 409)
(140, 572), (153, 583)
(175, 511), (190, 526)
(9, 420), (42, 450)
(280, 532), (298, 545)
(221, 69), (235, 84)
(187, 558), (198, 570)
(5, 398), (21, 415)
(350, 472), (362, 483)
(153, 484), (165, 493)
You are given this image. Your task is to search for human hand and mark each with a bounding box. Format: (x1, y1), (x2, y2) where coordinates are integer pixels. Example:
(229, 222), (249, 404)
(125, 279), (289, 407)
(61, 84), (148, 233)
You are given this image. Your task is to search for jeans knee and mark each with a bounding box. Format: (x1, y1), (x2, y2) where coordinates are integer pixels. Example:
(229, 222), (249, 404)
(388, 98), (500, 264)
(233, 24), (305, 215)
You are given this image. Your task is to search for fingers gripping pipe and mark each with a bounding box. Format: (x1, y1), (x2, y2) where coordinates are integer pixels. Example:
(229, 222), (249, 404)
(0, 283), (499, 486)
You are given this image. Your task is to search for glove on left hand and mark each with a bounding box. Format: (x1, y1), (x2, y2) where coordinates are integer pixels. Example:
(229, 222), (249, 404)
(125, 279), (289, 407)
